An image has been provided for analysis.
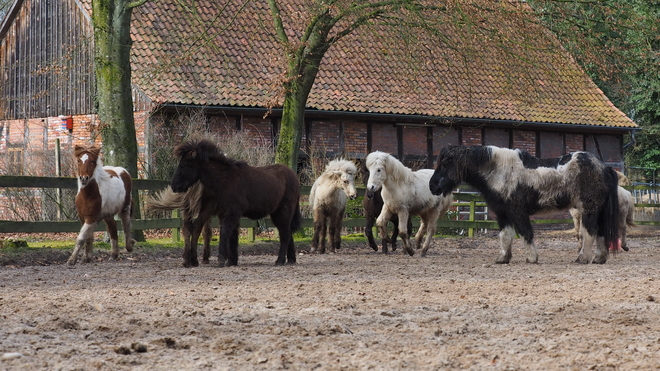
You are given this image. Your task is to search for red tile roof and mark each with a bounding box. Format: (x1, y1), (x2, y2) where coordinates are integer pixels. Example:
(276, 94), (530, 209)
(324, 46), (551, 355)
(129, 0), (637, 129)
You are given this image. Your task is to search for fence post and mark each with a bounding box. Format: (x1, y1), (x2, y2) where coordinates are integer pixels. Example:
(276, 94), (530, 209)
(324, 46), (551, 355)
(172, 209), (181, 242)
(468, 200), (476, 238)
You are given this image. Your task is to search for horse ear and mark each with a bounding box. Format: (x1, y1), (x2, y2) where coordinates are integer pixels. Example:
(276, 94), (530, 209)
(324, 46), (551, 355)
(89, 146), (101, 156)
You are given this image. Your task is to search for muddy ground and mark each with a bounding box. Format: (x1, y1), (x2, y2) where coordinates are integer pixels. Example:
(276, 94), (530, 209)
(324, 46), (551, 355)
(1, 228), (659, 370)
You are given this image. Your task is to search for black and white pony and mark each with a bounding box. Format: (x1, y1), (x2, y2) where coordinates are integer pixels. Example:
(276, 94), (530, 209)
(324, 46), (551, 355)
(429, 145), (619, 264)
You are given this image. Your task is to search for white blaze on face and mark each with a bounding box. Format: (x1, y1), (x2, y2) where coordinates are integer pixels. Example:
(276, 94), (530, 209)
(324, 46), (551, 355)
(80, 153), (89, 163)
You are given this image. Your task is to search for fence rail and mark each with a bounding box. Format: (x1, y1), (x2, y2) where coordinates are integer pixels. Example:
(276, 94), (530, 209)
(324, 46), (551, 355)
(1, 176), (658, 240)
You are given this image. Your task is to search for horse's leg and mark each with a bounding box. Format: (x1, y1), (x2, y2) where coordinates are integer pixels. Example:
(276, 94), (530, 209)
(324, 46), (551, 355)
(105, 218), (120, 260)
(496, 225), (515, 264)
(365, 214), (379, 251)
(319, 216), (328, 254)
(419, 210), (440, 257)
(202, 221), (212, 264)
(376, 208), (395, 254)
(185, 217), (205, 268)
(393, 209), (414, 256)
(311, 211), (323, 253)
(414, 220), (427, 250)
(220, 215), (240, 266)
(330, 209), (344, 253)
(69, 222), (96, 266)
(593, 236), (608, 264)
(577, 212), (599, 264)
(119, 208), (133, 253)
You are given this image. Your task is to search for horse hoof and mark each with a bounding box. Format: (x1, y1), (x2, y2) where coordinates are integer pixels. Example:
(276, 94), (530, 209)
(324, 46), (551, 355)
(391, 244), (397, 252)
(370, 245), (378, 252)
(202, 259), (210, 264)
(574, 256), (590, 264)
(405, 247), (415, 257)
(275, 260), (286, 266)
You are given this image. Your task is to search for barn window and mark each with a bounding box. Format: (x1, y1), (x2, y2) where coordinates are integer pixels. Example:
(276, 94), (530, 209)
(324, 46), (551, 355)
(7, 148), (24, 175)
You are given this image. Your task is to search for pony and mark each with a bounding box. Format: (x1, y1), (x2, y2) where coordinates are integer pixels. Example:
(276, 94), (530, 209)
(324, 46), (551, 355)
(366, 151), (453, 257)
(146, 182), (214, 264)
(570, 186), (635, 251)
(68, 145), (133, 265)
(309, 159), (358, 254)
(170, 139), (302, 267)
(361, 165), (412, 253)
(429, 145), (619, 264)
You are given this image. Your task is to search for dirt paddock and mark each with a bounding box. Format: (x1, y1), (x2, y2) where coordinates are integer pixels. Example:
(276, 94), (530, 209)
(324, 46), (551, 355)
(1, 228), (660, 370)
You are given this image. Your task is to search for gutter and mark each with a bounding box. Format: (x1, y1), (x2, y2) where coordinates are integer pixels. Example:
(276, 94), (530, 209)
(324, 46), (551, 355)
(156, 104), (640, 135)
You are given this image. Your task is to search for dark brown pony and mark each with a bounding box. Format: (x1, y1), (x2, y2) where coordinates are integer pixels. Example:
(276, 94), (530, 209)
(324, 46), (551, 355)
(68, 145), (133, 265)
(170, 140), (302, 267)
(361, 165), (411, 253)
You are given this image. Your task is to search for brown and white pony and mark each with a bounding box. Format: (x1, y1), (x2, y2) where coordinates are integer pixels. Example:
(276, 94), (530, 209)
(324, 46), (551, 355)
(309, 159), (358, 254)
(68, 145), (133, 265)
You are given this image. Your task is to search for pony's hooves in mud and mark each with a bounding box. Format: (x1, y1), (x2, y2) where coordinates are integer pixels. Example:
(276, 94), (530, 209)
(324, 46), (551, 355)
(622, 245), (629, 252)
(275, 260), (286, 266)
(574, 256), (590, 264)
(391, 244), (397, 252)
(370, 245), (379, 252)
(525, 258), (539, 264)
(202, 259), (210, 264)
(224, 261), (238, 267)
(592, 256), (607, 264)
(66, 260), (77, 267)
(404, 248), (415, 257)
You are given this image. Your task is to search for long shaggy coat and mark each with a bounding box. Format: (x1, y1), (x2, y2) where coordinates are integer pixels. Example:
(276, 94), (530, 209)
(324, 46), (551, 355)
(429, 145), (619, 264)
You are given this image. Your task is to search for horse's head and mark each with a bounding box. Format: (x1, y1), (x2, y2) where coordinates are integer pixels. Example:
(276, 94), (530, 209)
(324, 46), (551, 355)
(429, 146), (462, 197)
(171, 140), (216, 193)
(329, 159), (358, 200)
(365, 151), (389, 193)
(74, 145), (102, 188)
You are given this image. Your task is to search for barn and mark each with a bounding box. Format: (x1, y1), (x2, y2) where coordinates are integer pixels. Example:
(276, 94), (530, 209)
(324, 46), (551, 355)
(0, 0), (638, 178)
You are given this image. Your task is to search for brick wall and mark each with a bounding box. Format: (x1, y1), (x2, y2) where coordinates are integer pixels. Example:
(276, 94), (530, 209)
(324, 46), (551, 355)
(401, 126), (427, 155)
(371, 123), (397, 153)
(309, 120), (341, 155)
(344, 121), (367, 157)
(512, 130), (537, 155)
(566, 133), (584, 153)
(461, 127), (482, 146)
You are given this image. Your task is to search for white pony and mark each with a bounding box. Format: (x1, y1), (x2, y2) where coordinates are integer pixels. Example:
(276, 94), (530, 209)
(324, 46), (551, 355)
(366, 151), (453, 257)
(309, 159), (358, 253)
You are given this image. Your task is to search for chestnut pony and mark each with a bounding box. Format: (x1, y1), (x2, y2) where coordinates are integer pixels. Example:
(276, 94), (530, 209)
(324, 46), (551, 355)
(68, 145), (133, 265)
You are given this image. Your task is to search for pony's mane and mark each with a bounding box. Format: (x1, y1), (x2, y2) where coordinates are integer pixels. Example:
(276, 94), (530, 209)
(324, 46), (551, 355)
(175, 139), (242, 167)
(325, 158), (357, 175)
(74, 145), (101, 161)
(367, 151), (413, 184)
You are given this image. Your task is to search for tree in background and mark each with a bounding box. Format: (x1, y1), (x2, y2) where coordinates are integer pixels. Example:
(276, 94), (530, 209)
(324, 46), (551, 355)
(529, 0), (660, 180)
(92, 0), (148, 240)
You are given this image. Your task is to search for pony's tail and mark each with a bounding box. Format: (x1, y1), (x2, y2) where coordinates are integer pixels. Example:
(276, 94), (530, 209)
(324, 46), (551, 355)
(600, 167), (620, 251)
(291, 202), (302, 233)
(145, 186), (185, 212)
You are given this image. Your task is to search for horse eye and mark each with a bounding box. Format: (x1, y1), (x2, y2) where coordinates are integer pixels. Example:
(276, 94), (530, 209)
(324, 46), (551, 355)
(344, 180), (349, 184)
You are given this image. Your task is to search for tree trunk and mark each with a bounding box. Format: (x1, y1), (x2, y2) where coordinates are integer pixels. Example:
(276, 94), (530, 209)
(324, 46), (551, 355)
(92, 0), (144, 241)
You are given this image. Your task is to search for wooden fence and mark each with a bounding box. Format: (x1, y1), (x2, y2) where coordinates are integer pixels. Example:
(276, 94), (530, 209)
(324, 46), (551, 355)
(0, 176), (658, 241)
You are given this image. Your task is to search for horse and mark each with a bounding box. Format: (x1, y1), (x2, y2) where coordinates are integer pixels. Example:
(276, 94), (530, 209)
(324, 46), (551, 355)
(366, 151), (453, 257)
(68, 145), (133, 265)
(361, 165), (412, 254)
(170, 139), (302, 267)
(429, 145), (620, 264)
(570, 186), (635, 252)
(309, 159), (358, 254)
(146, 182), (214, 264)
